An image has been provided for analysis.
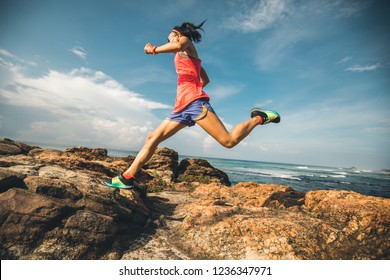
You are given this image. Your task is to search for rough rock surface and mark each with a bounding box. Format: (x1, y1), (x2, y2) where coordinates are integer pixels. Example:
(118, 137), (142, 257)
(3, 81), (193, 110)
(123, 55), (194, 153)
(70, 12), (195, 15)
(175, 183), (389, 259)
(0, 138), (389, 260)
(176, 158), (231, 186)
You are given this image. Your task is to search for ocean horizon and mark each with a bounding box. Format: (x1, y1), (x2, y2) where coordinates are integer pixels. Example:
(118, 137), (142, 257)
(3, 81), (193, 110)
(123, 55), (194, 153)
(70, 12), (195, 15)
(23, 141), (390, 198)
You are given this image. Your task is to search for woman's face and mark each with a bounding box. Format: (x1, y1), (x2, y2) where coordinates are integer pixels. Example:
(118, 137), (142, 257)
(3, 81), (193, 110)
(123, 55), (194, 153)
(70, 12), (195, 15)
(167, 31), (180, 43)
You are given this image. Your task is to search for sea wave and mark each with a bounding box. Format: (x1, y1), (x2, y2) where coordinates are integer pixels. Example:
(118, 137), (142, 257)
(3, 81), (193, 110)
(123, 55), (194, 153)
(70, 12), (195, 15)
(250, 169), (302, 181)
(296, 166), (309, 170)
(219, 163), (389, 198)
(330, 175), (347, 178)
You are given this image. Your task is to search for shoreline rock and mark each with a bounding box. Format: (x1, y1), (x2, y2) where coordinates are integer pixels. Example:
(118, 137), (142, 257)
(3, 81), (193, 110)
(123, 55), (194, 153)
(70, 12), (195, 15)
(0, 138), (389, 260)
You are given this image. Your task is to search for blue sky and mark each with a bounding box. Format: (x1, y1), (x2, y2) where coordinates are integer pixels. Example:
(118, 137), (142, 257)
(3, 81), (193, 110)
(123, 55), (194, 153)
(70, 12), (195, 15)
(0, 0), (389, 170)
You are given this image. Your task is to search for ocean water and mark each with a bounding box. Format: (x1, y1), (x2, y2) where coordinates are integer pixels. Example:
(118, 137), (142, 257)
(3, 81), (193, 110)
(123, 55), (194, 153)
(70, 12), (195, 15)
(201, 157), (390, 199)
(114, 149), (390, 198)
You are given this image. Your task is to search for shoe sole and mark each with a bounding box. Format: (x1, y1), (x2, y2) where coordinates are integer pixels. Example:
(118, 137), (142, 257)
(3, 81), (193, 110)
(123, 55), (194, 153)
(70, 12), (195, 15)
(103, 181), (147, 199)
(103, 181), (134, 189)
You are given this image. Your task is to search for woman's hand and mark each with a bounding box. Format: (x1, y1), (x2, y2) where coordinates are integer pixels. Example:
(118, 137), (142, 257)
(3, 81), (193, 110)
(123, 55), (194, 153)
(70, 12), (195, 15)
(144, 43), (155, 54)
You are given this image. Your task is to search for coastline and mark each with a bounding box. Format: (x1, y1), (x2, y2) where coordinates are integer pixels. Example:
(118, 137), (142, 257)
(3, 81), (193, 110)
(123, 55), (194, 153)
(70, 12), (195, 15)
(21, 140), (390, 198)
(0, 138), (389, 260)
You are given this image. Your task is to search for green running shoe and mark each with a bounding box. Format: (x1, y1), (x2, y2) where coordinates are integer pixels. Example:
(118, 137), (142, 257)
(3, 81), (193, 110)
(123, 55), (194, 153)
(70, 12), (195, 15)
(104, 175), (147, 198)
(251, 108), (281, 124)
(104, 174), (135, 189)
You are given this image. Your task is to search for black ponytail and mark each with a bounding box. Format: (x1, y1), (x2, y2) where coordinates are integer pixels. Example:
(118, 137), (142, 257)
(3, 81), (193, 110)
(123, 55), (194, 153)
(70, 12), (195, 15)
(173, 20), (206, 43)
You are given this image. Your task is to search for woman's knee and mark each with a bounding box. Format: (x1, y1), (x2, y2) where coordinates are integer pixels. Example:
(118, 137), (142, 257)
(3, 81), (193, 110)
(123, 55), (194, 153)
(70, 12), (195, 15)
(219, 137), (238, 149)
(144, 132), (159, 147)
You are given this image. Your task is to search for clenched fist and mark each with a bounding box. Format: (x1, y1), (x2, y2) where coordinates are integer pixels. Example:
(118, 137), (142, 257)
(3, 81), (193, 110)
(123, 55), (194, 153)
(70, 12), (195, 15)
(144, 43), (155, 54)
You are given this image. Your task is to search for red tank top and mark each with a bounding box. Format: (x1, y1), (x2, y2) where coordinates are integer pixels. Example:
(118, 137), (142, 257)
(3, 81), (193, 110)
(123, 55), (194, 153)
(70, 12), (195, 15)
(173, 52), (210, 112)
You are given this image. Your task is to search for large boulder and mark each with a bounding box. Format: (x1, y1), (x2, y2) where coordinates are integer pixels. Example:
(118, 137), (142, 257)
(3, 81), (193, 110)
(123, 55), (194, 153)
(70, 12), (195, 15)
(176, 158), (231, 186)
(0, 140), (150, 259)
(143, 147), (179, 183)
(0, 138), (38, 155)
(174, 182), (389, 260)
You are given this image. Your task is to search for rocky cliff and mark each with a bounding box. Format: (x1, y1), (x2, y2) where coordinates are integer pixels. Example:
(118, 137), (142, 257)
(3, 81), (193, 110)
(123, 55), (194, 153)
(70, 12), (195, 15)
(0, 138), (389, 260)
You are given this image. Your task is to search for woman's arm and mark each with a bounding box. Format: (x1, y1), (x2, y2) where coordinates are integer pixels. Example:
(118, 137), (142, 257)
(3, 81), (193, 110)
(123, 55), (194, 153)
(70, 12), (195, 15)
(200, 66), (210, 87)
(144, 36), (189, 54)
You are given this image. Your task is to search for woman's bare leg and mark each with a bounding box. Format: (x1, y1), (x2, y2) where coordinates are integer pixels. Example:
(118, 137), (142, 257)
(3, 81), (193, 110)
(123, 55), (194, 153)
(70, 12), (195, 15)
(196, 111), (260, 148)
(122, 120), (187, 178)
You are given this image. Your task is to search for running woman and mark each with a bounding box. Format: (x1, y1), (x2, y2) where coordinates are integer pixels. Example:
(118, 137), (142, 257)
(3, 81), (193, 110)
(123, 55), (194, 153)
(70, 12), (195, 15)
(104, 21), (280, 191)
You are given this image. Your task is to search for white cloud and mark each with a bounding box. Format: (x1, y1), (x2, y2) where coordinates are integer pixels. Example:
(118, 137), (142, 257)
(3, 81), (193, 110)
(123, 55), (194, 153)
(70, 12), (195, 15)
(2, 66), (169, 111)
(225, 1), (371, 71)
(226, 0), (368, 34)
(337, 56), (352, 64)
(208, 84), (244, 100)
(0, 49), (17, 59)
(0, 48), (37, 66)
(255, 99), (273, 107)
(202, 135), (214, 151)
(0, 54), (171, 149)
(334, 0), (370, 18)
(363, 126), (390, 133)
(345, 63), (382, 72)
(226, 0), (287, 33)
(70, 46), (87, 60)
(254, 22), (310, 70)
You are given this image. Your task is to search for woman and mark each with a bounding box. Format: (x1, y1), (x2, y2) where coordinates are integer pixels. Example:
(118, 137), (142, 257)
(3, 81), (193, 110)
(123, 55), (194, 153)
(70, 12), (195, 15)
(104, 21), (280, 191)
